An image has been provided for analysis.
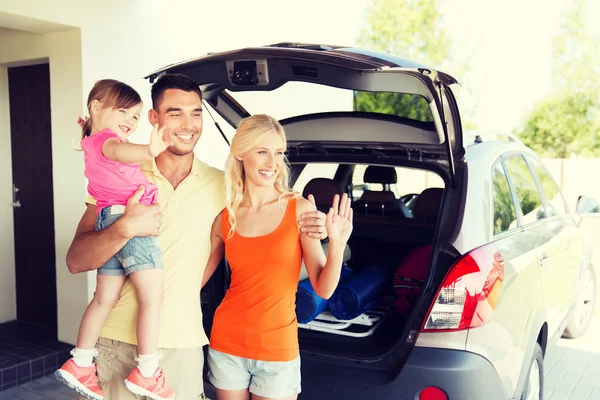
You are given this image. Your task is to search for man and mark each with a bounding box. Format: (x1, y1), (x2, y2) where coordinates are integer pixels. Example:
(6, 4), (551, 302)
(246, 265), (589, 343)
(66, 74), (327, 399)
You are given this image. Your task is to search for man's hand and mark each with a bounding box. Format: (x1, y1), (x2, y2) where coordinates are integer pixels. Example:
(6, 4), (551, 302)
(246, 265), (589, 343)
(298, 194), (328, 240)
(118, 185), (163, 238)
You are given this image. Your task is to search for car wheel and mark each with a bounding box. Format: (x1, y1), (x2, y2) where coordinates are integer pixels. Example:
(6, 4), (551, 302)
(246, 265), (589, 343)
(562, 265), (596, 339)
(521, 343), (543, 400)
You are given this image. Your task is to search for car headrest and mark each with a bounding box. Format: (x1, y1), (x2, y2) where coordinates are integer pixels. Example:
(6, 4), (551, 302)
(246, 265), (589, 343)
(413, 188), (444, 219)
(363, 166), (397, 184)
(302, 178), (342, 207)
(359, 190), (397, 205)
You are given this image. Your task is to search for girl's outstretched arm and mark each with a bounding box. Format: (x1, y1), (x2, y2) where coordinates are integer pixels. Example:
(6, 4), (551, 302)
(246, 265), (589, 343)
(102, 124), (171, 163)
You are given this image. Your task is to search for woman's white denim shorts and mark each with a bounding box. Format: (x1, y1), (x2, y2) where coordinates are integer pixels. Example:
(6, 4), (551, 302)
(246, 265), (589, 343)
(96, 205), (164, 276)
(207, 347), (301, 398)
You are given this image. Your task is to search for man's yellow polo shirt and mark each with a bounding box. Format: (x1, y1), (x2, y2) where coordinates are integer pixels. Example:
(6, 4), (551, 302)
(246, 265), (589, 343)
(88, 158), (225, 349)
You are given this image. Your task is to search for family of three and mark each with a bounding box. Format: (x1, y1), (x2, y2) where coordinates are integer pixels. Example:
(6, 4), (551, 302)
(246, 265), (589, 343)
(55, 74), (353, 400)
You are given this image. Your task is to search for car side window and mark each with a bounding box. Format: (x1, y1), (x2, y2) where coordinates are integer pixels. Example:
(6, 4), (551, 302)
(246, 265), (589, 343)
(526, 157), (568, 217)
(503, 155), (546, 225)
(491, 160), (518, 235)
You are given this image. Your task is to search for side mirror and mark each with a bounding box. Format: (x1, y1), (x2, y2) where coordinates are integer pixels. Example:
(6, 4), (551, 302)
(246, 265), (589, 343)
(576, 195), (600, 214)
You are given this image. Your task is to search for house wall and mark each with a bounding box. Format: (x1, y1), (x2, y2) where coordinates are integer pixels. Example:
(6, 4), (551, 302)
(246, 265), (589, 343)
(0, 0), (365, 152)
(0, 0), (365, 344)
(0, 65), (15, 323)
(0, 28), (86, 344)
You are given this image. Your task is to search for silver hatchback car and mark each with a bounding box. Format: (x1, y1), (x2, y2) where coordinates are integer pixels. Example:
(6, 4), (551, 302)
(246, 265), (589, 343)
(148, 43), (597, 400)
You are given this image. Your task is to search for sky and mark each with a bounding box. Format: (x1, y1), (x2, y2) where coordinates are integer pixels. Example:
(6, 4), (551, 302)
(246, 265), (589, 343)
(208, 0), (598, 133)
(440, 0), (589, 132)
(351, 0), (598, 133)
(159, 0), (599, 166)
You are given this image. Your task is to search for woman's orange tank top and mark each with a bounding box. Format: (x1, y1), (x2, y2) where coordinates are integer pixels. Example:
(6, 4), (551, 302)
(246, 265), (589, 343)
(209, 197), (302, 361)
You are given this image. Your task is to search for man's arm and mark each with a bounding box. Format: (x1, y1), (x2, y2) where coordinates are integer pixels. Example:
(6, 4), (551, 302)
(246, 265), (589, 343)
(66, 186), (163, 274)
(201, 213), (225, 289)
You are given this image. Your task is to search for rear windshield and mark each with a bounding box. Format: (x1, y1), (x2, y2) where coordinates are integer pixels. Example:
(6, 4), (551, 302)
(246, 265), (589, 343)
(353, 91), (433, 122)
(227, 82), (433, 123)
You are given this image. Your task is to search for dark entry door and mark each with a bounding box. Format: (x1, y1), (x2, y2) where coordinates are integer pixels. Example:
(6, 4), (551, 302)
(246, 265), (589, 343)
(9, 63), (57, 336)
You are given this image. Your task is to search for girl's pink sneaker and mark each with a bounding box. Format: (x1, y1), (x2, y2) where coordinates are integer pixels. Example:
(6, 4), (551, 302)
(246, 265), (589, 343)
(124, 366), (175, 400)
(55, 359), (104, 400)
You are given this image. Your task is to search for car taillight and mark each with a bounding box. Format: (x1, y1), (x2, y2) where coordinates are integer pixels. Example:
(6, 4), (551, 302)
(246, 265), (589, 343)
(419, 387), (448, 400)
(421, 244), (504, 332)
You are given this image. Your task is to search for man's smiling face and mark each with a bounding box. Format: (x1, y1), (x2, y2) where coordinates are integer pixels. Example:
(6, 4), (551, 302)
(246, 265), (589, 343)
(152, 88), (203, 156)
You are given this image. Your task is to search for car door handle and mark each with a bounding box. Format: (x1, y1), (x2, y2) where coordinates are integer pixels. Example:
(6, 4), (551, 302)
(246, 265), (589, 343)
(565, 242), (572, 251)
(539, 255), (551, 267)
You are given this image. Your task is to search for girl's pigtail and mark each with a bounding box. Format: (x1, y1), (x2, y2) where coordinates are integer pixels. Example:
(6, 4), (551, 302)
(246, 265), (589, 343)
(78, 116), (92, 139)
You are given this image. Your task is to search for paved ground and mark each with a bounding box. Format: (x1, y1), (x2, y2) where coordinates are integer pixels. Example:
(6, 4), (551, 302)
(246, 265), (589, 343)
(1, 319), (599, 399)
(0, 375), (75, 400)
(544, 318), (600, 400)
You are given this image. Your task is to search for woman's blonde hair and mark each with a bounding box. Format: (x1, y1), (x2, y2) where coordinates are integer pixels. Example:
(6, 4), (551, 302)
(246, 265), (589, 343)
(224, 114), (296, 238)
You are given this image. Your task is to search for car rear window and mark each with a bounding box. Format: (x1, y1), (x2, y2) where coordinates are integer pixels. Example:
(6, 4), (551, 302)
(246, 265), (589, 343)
(227, 82), (434, 124)
(353, 91), (434, 122)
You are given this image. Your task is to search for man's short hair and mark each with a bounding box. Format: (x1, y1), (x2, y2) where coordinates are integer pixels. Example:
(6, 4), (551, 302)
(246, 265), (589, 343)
(151, 74), (203, 110)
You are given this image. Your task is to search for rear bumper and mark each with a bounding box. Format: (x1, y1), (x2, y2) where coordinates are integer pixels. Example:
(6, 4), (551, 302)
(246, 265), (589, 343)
(206, 347), (509, 400)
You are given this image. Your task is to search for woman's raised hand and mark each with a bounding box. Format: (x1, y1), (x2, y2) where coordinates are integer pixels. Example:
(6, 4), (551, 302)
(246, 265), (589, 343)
(325, 193), (353, 245)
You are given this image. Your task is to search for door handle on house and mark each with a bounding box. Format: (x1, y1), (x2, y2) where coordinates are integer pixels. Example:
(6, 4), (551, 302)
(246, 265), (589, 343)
(539, 255), (550, 268)
(12, 184), (21, 208)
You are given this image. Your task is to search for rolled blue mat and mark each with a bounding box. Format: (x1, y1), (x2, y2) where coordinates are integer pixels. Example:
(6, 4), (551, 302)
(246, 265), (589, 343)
(328, 265), (389, 320)
(296, 279), (328, 324)
(296, 265), (354, 324)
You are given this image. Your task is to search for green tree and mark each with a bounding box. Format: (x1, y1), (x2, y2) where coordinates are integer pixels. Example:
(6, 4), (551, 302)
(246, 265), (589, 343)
(518, 91), (599, 158)
(354, 0), (462, 124)
(516, 0), (600, 157)
(357, 0), (450, 66)
(552, 0), (600, 94)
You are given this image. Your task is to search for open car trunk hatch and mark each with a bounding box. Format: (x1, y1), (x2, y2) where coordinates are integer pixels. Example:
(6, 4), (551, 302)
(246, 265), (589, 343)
(145, 42), (465, 185)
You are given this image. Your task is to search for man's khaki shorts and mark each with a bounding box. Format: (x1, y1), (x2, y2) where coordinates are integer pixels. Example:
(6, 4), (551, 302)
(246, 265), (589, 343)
(76, 337), (205, 399)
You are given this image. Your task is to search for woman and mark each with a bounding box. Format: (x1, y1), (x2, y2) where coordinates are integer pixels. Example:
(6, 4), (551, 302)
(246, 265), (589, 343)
(201, 114), (353, 400)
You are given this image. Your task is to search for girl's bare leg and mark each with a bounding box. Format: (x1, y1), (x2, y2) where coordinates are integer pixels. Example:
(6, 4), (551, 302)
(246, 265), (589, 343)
(216, 389), (251, 400)
(76, 275), (126, 349)
(128, 269), (164, 355)
(252, 394), (298, 400)
(252, 394), (297, 400)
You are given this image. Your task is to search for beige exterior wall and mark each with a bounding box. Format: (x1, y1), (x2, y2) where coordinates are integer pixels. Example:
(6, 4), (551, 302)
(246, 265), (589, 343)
(0, 28), (86, 344)
(0, 0), (364, 344)
(0, 65), (15, 323)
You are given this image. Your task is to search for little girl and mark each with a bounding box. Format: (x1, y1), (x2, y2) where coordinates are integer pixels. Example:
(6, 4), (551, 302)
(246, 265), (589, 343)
(56, 79), (175, 400)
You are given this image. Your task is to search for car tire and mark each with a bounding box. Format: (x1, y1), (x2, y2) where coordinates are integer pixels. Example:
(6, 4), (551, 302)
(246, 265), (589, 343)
(520, 343), (544, 400)
(562, 265), (596, 339)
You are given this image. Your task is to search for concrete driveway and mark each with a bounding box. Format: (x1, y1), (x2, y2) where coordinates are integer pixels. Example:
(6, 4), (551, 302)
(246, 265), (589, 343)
(1, 319), (599, 400)
(544, 318), (600, 400)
